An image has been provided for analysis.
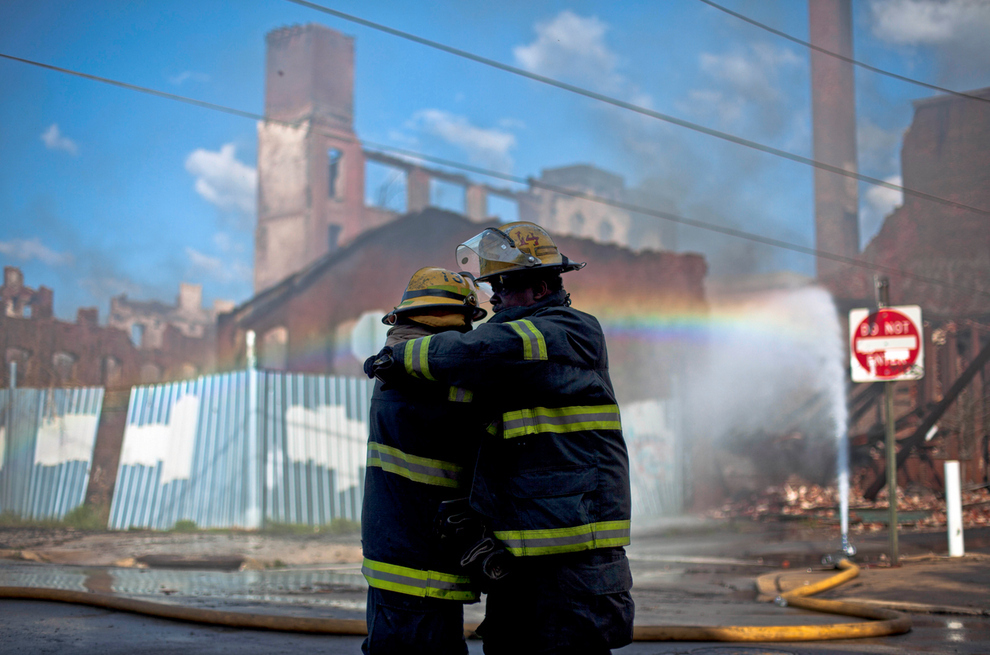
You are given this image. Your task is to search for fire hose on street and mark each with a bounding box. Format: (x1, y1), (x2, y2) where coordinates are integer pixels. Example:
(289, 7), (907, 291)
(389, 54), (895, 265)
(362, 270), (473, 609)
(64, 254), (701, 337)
(0, 558), (909, 642)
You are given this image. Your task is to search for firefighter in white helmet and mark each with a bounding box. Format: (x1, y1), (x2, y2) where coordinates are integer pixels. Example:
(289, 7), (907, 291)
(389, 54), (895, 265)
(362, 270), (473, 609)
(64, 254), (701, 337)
(368, 224), (634, 654)
(360, 267), (487, 655)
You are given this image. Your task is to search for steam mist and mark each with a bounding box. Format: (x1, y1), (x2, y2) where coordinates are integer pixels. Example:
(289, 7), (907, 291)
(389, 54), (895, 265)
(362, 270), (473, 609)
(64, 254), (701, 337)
(683, 282), (848, 500)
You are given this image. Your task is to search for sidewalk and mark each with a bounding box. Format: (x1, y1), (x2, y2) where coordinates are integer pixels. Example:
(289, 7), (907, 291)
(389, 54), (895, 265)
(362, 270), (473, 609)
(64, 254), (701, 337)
(757, 553), (990, 616)
(626, 520), (990, 628)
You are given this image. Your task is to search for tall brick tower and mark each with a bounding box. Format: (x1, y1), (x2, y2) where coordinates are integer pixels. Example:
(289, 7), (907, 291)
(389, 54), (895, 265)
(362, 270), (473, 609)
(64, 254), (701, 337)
(809, 0), (860, 283)
(255, 24), (367, 292)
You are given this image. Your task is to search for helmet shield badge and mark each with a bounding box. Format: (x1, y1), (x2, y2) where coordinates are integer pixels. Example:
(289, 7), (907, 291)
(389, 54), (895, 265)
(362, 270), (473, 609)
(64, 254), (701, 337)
(455, 227), (540, 281)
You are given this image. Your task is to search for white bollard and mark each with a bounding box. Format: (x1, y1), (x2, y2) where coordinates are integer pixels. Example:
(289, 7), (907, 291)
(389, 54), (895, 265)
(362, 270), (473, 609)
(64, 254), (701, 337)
(246, 330), (257, 370)
(945, 460), (964, 557)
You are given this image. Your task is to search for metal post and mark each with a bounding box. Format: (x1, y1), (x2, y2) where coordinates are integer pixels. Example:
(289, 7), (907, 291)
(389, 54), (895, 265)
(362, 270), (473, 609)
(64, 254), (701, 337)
(3, 361), (13, 509)
(883, 381), (899, 565)
(945, 460), (965, 557)
(245, 330), (261, 529)
(875, 277), (899, 565)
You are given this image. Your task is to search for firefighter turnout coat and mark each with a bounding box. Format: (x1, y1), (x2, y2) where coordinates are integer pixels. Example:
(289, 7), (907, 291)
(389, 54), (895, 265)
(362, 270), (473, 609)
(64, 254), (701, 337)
(361, 375), (481, 603)
(386, 291), (632, 558)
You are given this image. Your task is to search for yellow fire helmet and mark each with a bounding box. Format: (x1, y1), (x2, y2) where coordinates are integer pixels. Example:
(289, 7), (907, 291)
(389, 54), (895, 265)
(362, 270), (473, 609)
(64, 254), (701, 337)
(382, 267), (488, 325)
(455, 221), (586, 282)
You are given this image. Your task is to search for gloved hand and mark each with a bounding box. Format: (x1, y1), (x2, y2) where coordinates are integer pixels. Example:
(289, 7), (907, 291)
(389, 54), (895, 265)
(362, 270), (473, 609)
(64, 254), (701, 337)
(435, 498), (483, 542)
(460, 536), (512, 589)
(363, 347), (395, 380)
(436, 498), (511, 590)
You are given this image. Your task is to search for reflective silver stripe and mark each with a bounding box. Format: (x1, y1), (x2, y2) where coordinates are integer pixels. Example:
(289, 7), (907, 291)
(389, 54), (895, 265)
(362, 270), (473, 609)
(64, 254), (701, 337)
(508, 319), (547, 361)
(502, 405), (622, 439)
(362, 557), (478, 601)
(367, 442), (464, 488)
(494, 521), (631, 556)
(404, 336), (435, 380)
(448, 386), (473, 403)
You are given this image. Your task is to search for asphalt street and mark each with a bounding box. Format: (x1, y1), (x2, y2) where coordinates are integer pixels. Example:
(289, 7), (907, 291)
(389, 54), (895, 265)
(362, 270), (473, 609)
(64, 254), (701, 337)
(3, 520), (989, 654)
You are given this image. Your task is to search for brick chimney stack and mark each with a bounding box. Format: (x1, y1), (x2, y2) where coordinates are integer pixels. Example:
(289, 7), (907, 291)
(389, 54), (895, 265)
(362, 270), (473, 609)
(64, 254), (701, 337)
(809, 0), (860, 283)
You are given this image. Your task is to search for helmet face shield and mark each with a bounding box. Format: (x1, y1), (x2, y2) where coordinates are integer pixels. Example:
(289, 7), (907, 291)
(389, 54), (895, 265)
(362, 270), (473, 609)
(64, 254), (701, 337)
(458, 271), (493, 306)
(456, 227), (540, 281)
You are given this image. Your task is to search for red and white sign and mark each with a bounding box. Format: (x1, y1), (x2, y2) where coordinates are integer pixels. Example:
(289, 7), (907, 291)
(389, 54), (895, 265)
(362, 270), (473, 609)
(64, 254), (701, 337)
(849, 306), (924, 382)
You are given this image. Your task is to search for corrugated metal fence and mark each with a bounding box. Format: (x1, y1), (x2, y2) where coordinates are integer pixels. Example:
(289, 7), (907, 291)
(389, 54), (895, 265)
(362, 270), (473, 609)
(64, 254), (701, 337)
(0, 387), (104, 520)
(108, 371), (372, 531)
(1, 374), (681, 530)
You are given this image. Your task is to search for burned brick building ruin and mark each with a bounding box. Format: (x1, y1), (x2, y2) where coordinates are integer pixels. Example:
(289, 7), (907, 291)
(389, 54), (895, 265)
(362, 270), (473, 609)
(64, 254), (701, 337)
(254, 23), (673, 293)
(1, 267), (229, 389)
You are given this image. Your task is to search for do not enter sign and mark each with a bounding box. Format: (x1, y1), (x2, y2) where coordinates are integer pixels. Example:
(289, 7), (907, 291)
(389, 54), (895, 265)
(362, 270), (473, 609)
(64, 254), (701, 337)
(849, 306), (924, 382)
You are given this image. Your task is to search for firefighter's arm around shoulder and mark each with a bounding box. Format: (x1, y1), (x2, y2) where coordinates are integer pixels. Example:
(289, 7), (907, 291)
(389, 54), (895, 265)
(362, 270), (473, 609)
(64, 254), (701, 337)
(364, 316), (566, 392)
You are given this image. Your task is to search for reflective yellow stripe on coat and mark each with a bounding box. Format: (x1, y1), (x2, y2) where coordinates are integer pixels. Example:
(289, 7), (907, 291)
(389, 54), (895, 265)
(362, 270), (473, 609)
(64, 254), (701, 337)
(494, 520), (631, 556)
(362, 557), (478, 601)
(448, 386), (473, 403)
(507, 319), (548, 361)
(366, 442), (465, 488)
(403, 335), (435, 380)
(501, 404), (622, 439)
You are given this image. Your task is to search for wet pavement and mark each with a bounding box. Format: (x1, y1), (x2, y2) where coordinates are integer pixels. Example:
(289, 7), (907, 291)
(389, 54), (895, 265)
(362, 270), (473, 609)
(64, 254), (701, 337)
(2, 519), (990, 654)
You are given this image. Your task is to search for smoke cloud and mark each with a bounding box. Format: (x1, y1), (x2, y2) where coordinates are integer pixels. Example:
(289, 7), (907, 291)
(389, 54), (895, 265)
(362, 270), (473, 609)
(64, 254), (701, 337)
(869, 0), (990, 88)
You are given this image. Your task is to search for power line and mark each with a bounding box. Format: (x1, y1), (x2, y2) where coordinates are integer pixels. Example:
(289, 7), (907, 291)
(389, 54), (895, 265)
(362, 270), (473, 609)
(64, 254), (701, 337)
(283, 0), (990, 221)
(0, 53), (285, 125)
(2, 51), (988, 299)
(697, 0), (990, 105)
(358, 140), (990, 299)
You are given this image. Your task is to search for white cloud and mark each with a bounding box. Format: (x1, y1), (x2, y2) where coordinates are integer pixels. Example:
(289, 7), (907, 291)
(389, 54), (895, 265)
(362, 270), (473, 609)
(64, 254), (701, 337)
(870, 0), (990, 44)
(169, 71), (210, 86)
(497, 117), (527, 131)
(0, 238), (73, 266)
(185, 247), (251, 285)
(386, 129), (419, 147)
(410, 109), (517, 172)
(866, 175), (904, 216)
(40, 124), (78, 155)
(513, 11), (620, 90)
(861, 175), (904, 247)
(185, 143), (257, 216)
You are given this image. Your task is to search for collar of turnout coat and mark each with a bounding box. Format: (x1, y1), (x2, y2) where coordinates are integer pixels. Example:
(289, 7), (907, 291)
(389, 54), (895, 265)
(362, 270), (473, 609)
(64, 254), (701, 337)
(490, 289), (569, 322)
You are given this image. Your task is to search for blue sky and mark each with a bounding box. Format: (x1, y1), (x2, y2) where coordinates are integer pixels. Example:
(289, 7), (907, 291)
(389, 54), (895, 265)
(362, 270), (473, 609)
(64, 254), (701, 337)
(2, 0), (988, 320)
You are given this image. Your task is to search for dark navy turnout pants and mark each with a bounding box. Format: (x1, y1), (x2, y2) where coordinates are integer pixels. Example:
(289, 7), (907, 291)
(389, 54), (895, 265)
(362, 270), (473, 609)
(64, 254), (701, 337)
(476, 547), (635, 655)
(362, 587), (468, 655)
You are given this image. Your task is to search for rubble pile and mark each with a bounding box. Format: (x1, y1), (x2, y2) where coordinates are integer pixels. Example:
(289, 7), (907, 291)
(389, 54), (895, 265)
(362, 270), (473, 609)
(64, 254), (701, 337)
(704, 475), (990, 532)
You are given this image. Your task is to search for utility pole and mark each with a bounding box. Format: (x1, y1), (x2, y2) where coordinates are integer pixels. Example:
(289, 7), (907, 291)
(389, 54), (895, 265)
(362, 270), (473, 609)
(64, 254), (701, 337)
(875, 276), (899, 565)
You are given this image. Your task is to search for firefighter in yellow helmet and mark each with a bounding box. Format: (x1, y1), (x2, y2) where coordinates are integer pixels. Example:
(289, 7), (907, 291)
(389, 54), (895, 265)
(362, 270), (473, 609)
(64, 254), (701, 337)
(368, 224), (634, 654)
(380, 266), (486, 333)
(361, 267), (487, 655)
